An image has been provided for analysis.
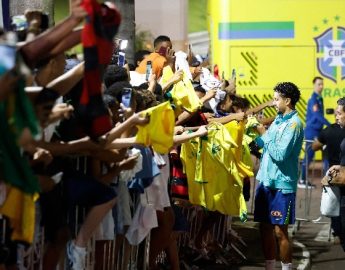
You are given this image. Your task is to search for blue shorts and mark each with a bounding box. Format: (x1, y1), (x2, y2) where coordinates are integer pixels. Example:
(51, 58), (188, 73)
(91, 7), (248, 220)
(63, 170), (117, 207)
(254, 182), (296, 225)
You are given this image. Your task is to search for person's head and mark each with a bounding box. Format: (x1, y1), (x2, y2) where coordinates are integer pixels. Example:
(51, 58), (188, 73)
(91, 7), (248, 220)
(134, 50), (151, 67)
(135, 89), (159, 111)
(104, 81), (137, 123)
(194, 85), (206, 99)
(153, 35), (172, 52)
(218, 93), (235, 112)
(336, 97), (345, 128)
(29, 87), (60, 127)
(103, 65), (129, 88)
(103, 93), (120, 123)
(231, 96), (250, 113)
(313, 76), (324, 94)
(273, 82), (300, 114)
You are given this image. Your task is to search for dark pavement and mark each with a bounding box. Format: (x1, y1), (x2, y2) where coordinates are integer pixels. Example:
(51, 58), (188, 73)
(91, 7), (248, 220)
(230, 162), (345, 269)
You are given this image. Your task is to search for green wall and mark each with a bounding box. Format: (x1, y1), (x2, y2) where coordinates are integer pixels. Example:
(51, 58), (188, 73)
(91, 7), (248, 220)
(188, 0), (207, 33)
(54, 0), (69, 24)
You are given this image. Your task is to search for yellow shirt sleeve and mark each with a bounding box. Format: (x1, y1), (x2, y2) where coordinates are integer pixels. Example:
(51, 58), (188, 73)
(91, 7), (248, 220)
(135, 101), (175, 154)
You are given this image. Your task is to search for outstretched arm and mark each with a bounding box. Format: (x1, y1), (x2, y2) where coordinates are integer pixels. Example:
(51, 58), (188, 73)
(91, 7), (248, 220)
(19, 0), (86, 68)
(46, 61), (84, 96)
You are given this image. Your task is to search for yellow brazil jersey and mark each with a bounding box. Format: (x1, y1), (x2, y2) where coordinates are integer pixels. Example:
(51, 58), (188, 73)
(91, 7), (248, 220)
(161, 66), (202, 116)
(0, 185), (38, 243)
(180, 122), (247, 220)
(135, 101), (175, 154)
(224, 121), (254, 178)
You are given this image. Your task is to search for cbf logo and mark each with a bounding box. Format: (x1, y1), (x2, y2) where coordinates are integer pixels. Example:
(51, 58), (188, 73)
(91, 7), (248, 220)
(314, 17), (345, 83)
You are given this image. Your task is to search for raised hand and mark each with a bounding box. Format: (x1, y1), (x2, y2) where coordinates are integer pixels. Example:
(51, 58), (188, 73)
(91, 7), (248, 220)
(165, 47), (176, 65)
(70, 0), (88, 23)
(130, 112), (150, 126)
(118, 154), (139, 171)
(196, 125), (208, 137)
(233, 112), (245, 121)
(170, 69), (184, 85)
(256, 124), (266, 135)
(203, 89), (217, 102)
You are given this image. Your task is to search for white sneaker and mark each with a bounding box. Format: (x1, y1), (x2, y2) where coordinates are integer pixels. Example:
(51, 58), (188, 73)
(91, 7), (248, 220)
(297, 181), (316, 189)
(67, 241), (86, 270)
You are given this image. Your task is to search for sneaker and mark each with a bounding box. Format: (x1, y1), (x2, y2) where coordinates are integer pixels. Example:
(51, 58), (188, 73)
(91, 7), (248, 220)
(66, 241), (86, 270)
(297, 181), (316, 189)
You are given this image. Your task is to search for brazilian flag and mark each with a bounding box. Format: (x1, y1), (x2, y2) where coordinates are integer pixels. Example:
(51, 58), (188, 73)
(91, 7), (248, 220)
(0, 77), (40, 243)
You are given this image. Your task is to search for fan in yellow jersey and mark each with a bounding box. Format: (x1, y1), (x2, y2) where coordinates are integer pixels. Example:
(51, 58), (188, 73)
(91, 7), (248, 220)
(161, 66), (202, 115)
(180, 122), (247, 220)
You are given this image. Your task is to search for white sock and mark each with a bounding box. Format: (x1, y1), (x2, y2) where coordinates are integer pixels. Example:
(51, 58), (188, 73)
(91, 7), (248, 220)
(281, 262), (292, 270)
(74, 243), (87, 255)
(265, 259), (276, 270)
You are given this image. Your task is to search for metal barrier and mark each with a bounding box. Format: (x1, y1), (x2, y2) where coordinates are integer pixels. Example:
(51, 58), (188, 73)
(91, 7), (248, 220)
(293, 139), (330, 235)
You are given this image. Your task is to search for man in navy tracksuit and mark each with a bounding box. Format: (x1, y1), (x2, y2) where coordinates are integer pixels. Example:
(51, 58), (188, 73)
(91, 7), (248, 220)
(299, 77), (330, 188)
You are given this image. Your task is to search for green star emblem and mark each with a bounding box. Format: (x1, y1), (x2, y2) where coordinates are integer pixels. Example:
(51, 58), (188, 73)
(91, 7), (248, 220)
(335, 15), (340, 21)
(323, 18), (328, 24)
(313, 26), (319, 32)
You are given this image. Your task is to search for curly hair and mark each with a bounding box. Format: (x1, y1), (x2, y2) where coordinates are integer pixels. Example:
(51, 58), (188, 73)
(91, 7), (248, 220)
(337, 97), (345, 112)
(274, 82), (300, 107)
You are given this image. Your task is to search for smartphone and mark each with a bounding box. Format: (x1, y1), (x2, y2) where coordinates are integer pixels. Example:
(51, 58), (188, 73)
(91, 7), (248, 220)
(40, 13), (49, 31)
(145, 60), (152, 81)
(0, 45), (17, 72)
(158, 46), (167, 56)
(11, 15), (28, 31)
(121, 88), (132, 108)
(118, 52), (125, 67)
(119, 39), (128, 51)
(232, 68), (236, 79)
(222, 71), (225, 80)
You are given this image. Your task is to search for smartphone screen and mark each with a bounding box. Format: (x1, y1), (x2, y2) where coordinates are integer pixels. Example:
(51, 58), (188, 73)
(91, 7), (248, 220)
(0, 45), (16, 72)
(145, 60), (152, 81)
(11, 15), (28, 31)
(118, 52), (125, 67)
(41, 13), (49, 31)
(121, 88), (132, 108)
(158, 46), (167, 56)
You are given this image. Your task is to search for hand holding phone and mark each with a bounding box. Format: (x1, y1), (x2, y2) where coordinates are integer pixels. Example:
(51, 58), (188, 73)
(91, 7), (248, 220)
(121, 87), (132, 108)
(0, 45), (17, 73)
(118, 52), (125, 67)
(145, 60), (152, 81)
(158, 46), (167, 56)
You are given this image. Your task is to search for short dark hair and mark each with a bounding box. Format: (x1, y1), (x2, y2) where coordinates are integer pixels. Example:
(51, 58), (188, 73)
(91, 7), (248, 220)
(134, 50), (151, 66)
(103, 94), (118, 108)
(337, 97), (345, 112)
(274, 82), (301, 107)
(103, 65), (129, 88)
(312, 76), (323, 84)
(104, 81), (132, 103)
(153, 35), (171, 48)
(194, 85), (206, 94)
(232, 96), (250, 110)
